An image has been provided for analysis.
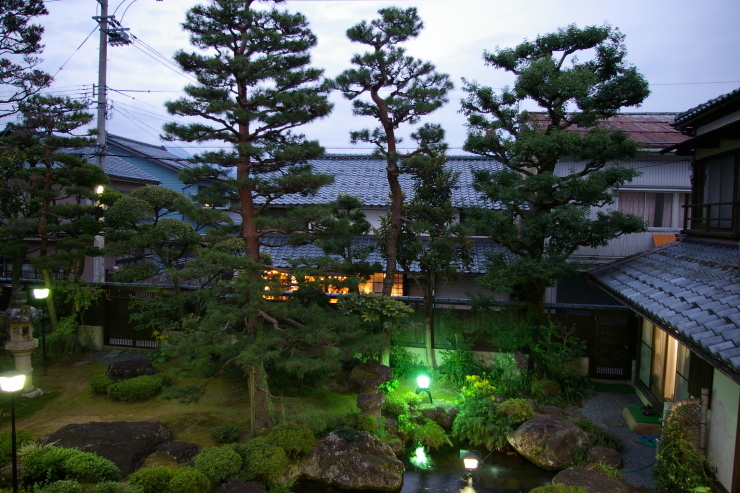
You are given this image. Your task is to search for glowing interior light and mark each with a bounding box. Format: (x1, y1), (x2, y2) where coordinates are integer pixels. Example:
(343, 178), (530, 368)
(416, 375), (430, 389)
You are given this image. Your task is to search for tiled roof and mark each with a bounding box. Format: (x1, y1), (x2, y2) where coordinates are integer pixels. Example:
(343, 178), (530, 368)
(108, 134), (193, 171)
(272, 155), (503, 208)
(261, 234), (504, 275)
(63, 148), (161, 184)
(589, 239), (740, 375)
(529, 113), (690, 148)
(674, 87), (740, 126)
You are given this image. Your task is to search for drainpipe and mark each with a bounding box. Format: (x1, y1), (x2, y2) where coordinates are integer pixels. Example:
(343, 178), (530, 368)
(700, 387), (709, 455)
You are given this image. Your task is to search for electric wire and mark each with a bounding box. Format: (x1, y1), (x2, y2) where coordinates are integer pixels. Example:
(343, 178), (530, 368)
(51, 26), (98, 79)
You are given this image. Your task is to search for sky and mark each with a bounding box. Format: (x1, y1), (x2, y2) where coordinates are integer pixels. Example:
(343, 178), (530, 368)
(8, 0), (740, 156)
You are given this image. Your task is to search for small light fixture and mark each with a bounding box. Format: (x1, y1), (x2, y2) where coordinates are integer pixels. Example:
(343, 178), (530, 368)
(0, 371), (27, 493)
(0, 371), (26, 393)
(32, 288), (49, 300)
(95, 185), (105, 195)
(415, 374), (433, 404)
(460, 450), (481, 483)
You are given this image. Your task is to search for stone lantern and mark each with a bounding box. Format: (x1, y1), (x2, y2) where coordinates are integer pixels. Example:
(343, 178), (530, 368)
(3, 290), (41, 394)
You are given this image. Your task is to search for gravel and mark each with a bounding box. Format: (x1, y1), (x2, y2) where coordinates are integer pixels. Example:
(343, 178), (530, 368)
(574, 391), (657, 490)
(86, 350), (151, 365)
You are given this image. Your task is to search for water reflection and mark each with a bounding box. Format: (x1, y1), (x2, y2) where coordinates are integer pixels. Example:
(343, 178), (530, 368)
(294, 448), (555, 493)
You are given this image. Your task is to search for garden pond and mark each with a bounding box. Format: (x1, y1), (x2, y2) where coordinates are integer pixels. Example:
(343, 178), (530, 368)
(294, 446), (556, 492)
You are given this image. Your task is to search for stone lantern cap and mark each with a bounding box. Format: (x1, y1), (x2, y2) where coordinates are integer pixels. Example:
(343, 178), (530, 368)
(2, 290), (42, 343)
(350, 359), (392, 393)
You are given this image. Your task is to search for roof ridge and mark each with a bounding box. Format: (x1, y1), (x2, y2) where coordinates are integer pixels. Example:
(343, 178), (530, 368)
(108, 133), (167, 151)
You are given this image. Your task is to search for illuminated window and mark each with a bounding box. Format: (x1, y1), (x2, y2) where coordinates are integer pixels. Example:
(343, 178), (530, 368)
(359, 273), (404, 297)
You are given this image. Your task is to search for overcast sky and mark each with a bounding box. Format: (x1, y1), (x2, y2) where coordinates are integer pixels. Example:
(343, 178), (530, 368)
(12, 0), (740, 156)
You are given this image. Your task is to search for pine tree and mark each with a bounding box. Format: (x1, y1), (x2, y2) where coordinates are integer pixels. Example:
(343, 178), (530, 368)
(461, 24), (649, 324)
(2, 95), (109, 330)
(0, 0), (52, 116)
(162, 0), (334, 433)
(335, 7), (452, 298)
(393, 148), (471, 368)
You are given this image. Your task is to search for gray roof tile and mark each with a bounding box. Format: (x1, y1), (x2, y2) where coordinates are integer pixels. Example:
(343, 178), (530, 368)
(590, 239), (740, 372)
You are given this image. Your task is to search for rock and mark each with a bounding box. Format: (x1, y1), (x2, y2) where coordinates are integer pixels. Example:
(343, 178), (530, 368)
(221, 479), (267, 493)
(586, 446), (623, 469)
(107, 357), (160, 380)
(420, 406), (459, 431)
(384, 435), (404, 456)
(602, 417), (624, 428)
(507, 417), (589, 471)
(357, 392), (386, 413)
(157, 441), (200, 464)
(513, 351), (529, 370)
(0, 462), (22, 487)
(300, 429), (404, 491)
(350, 360), (392, 393)
(532, 379), (562, 398)
(41, 421), (173, 477)
(553, 466), (646, 493)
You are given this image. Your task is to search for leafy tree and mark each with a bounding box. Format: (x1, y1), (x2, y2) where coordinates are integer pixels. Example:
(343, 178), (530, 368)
(104, 185), (230, 294)
(392, 149), (471, 368)
(162, 0), (334, 432)
(0, 0), (52, 116)
(2, 95), (108, 330)
(335, 7), (452, 298)
(461, 24), (649, 324)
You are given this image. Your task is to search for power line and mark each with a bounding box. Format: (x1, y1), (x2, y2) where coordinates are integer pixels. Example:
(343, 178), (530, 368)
(51, 26), (98, 78)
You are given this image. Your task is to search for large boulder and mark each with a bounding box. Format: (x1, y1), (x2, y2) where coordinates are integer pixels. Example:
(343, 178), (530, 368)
(553, 466), (647, 493)
(107, 357), (160, 380)
(300, 428), (404, 491)
(41, 421), (173, 477)
(586, 446), (623, 470)
(420, 406), (459, 431)
(507, 417), (589, 471)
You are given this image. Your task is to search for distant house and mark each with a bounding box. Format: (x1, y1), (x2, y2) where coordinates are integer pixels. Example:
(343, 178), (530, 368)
(589, 89), (740, 493)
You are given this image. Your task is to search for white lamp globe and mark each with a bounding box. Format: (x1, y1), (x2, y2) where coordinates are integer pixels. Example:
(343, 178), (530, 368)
(0, 371), (26, 393)
(33, 288), (49, 300)
(416, 375), (430, 389)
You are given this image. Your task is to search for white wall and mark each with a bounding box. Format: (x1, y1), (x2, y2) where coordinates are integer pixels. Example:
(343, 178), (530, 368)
(707, 370), (740, 491)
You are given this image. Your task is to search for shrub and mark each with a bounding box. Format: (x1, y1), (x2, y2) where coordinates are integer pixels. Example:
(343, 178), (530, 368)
(497, 398), (534, 424)
(434, 336), (486, 387)
(22, 446), (78, 485)
(655, 413), (711, 493)
(487, 354), (531, 398)
(126, 466), (174, 493)
(397, 415), (451, 450)
(403, 392), (423, 409)
(169, 467), (211, 493)
(0, 429), (33, 467)
(90, 374), (114, 395)
(451, 399), (511, 450)
(531, 379), (561, 399)
(388, 342), (426, 380)
(106, 374), (169, 402)
(265, 423), (315, 458)
(530, 486), (588, 493)
(382, 394), (409, 418)
(355, 414), (378, 432)
(33, 479), (82, 493)
(194, 446), (242, 486)
(63, 450), (120, 483)
(241, 437), (289, 485)
(209, 425), (241, 443)
(571, 418), (623, 452)
(86, 482), (144, 493)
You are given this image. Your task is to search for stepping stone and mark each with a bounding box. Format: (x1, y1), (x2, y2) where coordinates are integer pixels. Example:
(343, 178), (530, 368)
(603, 416), (624, 427)
(616, 396), (634, 405)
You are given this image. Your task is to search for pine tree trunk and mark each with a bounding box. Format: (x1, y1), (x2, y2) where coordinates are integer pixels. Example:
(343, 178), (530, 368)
(42, 270), (58, 331)
(424, 306), (436, 368)
(382, 163), (403, 297)
(249, 363), (274, 436)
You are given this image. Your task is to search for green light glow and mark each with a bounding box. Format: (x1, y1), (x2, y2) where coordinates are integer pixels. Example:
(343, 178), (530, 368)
(409, 446), (433, 469)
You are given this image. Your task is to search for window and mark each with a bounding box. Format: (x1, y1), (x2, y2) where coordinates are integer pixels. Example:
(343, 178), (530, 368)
(618, 191), (689, 229)
(359, 273), (404, 297)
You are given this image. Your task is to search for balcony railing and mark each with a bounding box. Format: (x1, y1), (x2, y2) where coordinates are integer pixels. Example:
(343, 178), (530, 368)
(683, 201), (740, 238)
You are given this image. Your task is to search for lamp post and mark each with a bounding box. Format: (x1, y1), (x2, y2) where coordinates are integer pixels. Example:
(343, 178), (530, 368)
(32, 288), (49, 375)
(0, 371), (27, 493)
(415, 374), (433, 404)
(460, 449), (481, 484)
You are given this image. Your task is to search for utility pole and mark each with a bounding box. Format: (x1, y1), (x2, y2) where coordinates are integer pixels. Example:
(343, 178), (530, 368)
(92, 0), (131, 283)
